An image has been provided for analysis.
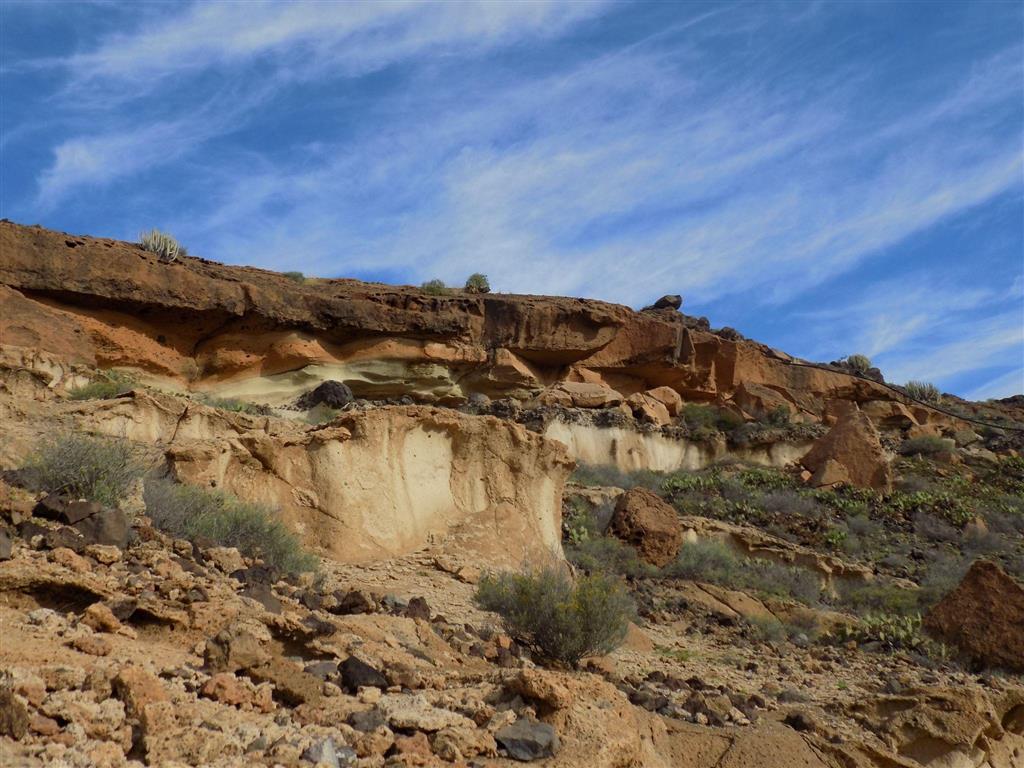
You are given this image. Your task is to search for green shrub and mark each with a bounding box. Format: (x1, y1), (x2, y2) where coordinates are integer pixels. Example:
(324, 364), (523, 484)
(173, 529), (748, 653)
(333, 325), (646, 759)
(143, 479), (317, 575)
(283, 271), (305, 283)
(898, 436), (954, 457)
(844, 354), (872, 374)
(68, 370), (137, 400)
(202, 397), (270, 415)
(140, 228), (186, 262)
(566, 535), (654, 579)
(475, 568), (634, 667)
(24, 433), (145, 507)
(464, 273), (490, 294)
(665, 540), (821, 604)
(841, 613), (945, 657)
(902, 381), (941, 403)
(570, 463), (663, 490)
(421, 279), (449, 296)
(305, 404), (340, 425)
(836, 582), (919, 616)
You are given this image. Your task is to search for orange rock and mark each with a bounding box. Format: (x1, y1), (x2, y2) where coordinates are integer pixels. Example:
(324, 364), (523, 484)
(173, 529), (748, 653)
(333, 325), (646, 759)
(924, 560), (1024, 672)
(802, 404), (891, 491)
(610, 488), (683, 567)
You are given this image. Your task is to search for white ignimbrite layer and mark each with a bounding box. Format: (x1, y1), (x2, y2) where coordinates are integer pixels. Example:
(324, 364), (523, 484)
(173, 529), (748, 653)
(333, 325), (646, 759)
(544, 421), (813, 472)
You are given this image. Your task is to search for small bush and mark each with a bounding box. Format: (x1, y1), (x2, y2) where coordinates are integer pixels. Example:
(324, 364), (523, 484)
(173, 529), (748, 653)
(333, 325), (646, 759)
(283, 271), (305, 283)
(898, 436), (954, 457)
(842, 613), (944, 656)
(464, 273), (490, 294)
(902, 381), (941, 403)
(143, 479), (317, 575)
(571, 464), (664, 491)
(475, 568), (634, 666)
(844, 354), (872, 374)
(567, 535), (654, 579)
(836, 583), (918, 616)
(305, 404), (340, 425)
(140, 228), (186, 262)
(202, 397), (270, 415)
(68, 370), (137, 400)
(665, 540), (822, 604)
(24, 433), (145, 507)
(421, 279), (448, 296)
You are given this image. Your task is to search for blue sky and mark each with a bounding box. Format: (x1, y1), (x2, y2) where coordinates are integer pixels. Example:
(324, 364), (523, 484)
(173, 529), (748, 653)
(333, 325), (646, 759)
(2, 1), (1022, 399)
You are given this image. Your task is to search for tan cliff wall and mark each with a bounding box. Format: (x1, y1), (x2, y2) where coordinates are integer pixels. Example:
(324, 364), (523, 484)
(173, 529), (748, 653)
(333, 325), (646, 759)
(0, 384), (572, 565)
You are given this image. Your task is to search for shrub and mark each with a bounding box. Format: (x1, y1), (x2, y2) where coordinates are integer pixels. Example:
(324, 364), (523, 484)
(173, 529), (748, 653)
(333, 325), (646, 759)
(283, 271), (305, 283)
(836, 582), (918, 616)
(665, 540), (821, 604)
(902, 381), (941, 403)
(842, 613), (944, 656)
(898, 436), (954, 457)
(760, 489), (823, 518)
(24, 433), (145, 507)
(474, 568), (634, 666)
(567, 535), (654, 579)
(844, 354), (872, 374)
(202, 397), (270, 415)
(421, 279), (448, 296)
(140, 229), (186, 262)
(305, 404), (340, 425)
(143, 479), (317, 575)
(464, 273), (490, 294)
(570, 463), (664, 490)
(68, 370), (137, 400)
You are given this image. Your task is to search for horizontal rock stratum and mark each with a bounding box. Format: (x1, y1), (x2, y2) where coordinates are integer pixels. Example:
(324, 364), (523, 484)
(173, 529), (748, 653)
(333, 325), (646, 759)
(0, 220), (954, 427)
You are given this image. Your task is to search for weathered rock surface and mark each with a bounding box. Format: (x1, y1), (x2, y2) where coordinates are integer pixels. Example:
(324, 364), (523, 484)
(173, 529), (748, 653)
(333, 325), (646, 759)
(610, 488), (683, 567)
(924, 560), (1024, 671)
(801, 404), (892, 491)
(0, 220), (970, 438)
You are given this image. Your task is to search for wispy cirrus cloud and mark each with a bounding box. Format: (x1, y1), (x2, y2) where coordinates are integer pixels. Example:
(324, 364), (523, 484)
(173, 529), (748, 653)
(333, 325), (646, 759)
(3, 0), (1022, 396)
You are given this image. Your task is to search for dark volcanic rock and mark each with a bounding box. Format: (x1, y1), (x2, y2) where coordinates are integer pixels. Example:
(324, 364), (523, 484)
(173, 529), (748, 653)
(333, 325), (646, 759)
(339, 656), (387, 692)
(495, 717), (559, 761)
(296, 380), (354, 410)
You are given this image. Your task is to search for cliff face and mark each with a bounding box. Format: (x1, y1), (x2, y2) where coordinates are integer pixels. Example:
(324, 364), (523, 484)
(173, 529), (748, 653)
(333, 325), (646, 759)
(0, 220), (949, 430)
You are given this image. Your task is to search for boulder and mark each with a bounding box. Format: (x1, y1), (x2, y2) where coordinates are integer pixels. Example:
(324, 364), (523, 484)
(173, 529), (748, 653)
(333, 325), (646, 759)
(72, 507), (129, 548)
(644, 294), (682, 311)
(495, 716), (560, 761)
(339, 656), (388, 693)
(609, 488), (683, 567)
(296, 380), (354, 410)
(923, 560), (1024, 671)
(0, 686), (29, 739)
(801, 404), (891, 491)
(626, 393), (672, 426)
(644, 386), (683, 417)
(538, 382), (624, 409)
(0, 528), (11, 561)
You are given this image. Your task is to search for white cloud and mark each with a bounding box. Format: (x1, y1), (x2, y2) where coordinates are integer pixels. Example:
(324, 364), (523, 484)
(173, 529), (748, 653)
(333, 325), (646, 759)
(965, 367), (1024, 401)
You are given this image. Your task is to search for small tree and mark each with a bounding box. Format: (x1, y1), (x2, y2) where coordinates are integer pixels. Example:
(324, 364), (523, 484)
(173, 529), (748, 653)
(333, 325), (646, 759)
(475, 567), (633, 667)
(844, 354), (872, 374)
(139, 229), (187, 263)
(464, 273), (490, 294)
(421, 279), (448, 296)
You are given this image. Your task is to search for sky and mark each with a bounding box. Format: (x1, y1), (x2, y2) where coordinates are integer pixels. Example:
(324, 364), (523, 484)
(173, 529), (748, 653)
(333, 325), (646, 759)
(2, 0), (1022, 399)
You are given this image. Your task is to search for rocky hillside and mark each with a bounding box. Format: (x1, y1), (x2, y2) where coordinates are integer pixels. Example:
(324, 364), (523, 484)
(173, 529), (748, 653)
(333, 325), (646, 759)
(0, 221), (1022, 768)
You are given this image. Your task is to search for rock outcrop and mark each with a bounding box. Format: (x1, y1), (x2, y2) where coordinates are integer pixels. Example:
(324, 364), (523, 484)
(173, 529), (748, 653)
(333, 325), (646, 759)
(801, 404), (892, 491)
(0, 220), (967, 436)
(609, 488), (683, 567)
(924, 560), (1024, 671)
(1, 389), (571, 565)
